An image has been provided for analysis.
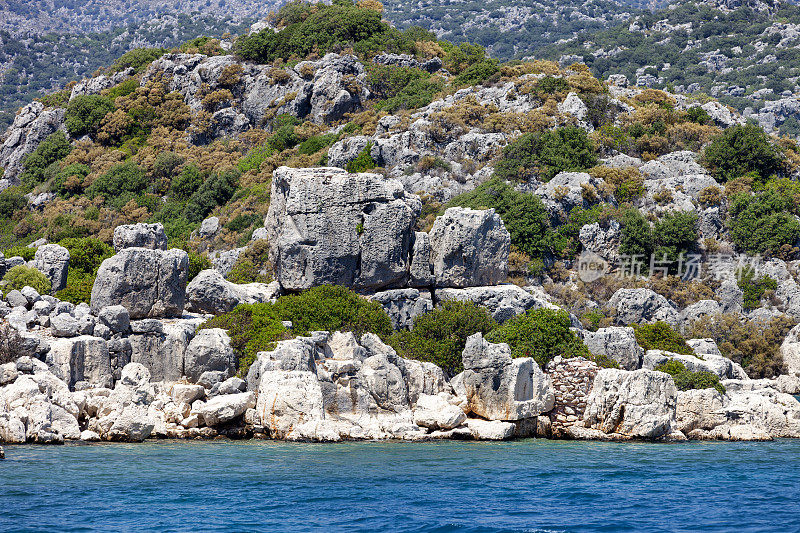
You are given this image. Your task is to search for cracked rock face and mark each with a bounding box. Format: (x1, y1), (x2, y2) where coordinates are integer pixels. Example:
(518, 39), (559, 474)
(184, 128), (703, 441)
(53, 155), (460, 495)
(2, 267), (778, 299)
(266, 167), (421, 291)
(0, 102), (66, 187)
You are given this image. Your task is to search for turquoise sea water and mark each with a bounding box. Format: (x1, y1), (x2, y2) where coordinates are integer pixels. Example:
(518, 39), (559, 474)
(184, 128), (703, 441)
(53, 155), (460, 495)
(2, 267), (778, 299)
(2, 439), (800, 532)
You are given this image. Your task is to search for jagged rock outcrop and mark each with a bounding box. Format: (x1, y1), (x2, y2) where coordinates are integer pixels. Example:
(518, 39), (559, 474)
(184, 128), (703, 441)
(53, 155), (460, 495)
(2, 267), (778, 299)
(457, 333), (554, 421)
(112, 223), (168, 252)
(780, 322), (800, 378)
(429, 207), (510, 288)
(32, 244), (70, 293)
(266, 167), (421, 291)
(642, 349), (748, 380)
(437, 284), (556, 323)
(369, 289), (433, 330)
(582, 368), (677, 439)
(0, 102), (65, 187)
(607, 288), (679, 327)
(579, 327), (644, 370)
(183, 328), (236, 383)
(90, 248), (188, 319)
(47, 335), (112, 389)
(186, 269), (281, 314)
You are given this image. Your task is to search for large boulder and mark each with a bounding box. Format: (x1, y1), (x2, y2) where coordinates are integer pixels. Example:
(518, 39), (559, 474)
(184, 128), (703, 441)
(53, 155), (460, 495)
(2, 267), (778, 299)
(32, 244), (70, 293)
(429, 207), (510, 288)
(780, 322), (800, 378)
(438, 285), (556, 324)
(90, 248), (188, 319)
(458, 333), (554, 421)
(582, 368), (677, 439)
(607, 288), (678, 327)
(642, 350), (748, 380)
(112, 223), (168, 252)
(46, 335), (112, 389)
(184, 328), (236, 383)
(128, 317), (202, 382)
(186, 269), (280, 315)
(369, 288), (432, 330)
(195, 392), (256, 426)
(266, 167), (421, 291)
(579, 327), (644, 370)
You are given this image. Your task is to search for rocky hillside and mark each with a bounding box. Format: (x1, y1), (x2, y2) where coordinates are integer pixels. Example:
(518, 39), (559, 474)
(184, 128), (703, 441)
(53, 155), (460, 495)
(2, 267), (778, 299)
(546, 0), (800, 136)
(1, 0), (800, 445)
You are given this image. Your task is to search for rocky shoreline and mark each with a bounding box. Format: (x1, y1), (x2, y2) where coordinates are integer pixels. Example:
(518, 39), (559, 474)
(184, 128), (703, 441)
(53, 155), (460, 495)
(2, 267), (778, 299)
(2, 194), (800, 445)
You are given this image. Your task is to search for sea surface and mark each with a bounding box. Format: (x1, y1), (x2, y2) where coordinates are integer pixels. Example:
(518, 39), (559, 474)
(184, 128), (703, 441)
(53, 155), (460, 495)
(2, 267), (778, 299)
(2, 439), (799, 532)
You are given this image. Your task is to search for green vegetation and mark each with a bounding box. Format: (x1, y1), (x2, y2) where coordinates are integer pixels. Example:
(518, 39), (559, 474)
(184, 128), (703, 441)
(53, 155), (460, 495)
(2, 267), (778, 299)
(619, 208), (698, 271)
(202, 285), (393, 374)
(494, 126), (597, 182)
(227, 241), (272, 284)
(65, 95), (115, 138)
(728, 190), (800, 256)
(655, 360), (725, 395)
(0, 187), (27, 219)
(703, 124), (785, 183)
(53, 237), (114, 304)
(2, 265), (52, 294)
(737, 267), (777, 311)
(3, 245), (35, 261)
(346, 144), (377, 173)
(486, 308), (590, 368)
(19, 131), (72, 187)
(633, 322), (693, 355)
(389, 300), (496, 375)
(367, 65), (444, 112)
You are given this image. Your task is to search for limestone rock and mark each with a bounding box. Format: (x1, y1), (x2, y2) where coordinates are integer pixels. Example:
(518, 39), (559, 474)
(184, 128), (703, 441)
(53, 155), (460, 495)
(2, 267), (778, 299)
(464, 418), (516, 440)
(579, 327), (643, 370)
(98, 305), (131, 334)
(460, 333), (554, 421)
(186, 269), (280, 314)
(369, 288), (432, 330)
(429, 207), (510, 288)
(90, 248), (188, 319)
(607, 288), (678, 327)
(184, 328), (236, 383)
(266, 166), (421, 291)
(32, 244), (70, 293)
(112, 223), (168, 252)
(0, 102), (65, 184)
(780, 322), (800, 377)
(46, 335), (112, 389)
(583, 368), (677, 439)
(412, 394), (466, 430)
(195, 391), (256, 426)
(439, 284), (557, 324)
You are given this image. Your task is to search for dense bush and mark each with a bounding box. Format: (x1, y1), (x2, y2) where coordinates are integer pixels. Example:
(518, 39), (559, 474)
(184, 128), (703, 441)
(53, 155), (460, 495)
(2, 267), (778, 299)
(737, 267), (778, 311)
(494, 126), (597, 182)
(227, 240), (273, 284)
(0, 187), (26, 219)
(184, 169), (240, 223)
(65, 95), (115, 138)
(689, 314), (794, 378)
(703, 124), (785, 183)
(187, 251), (211, 281)
(3, 245), (35, 261)
(655, 360), (725, 394)
(203, 285), (393, 374)
(58, 237), (113, 274)
(87, 161), (148, 205)
(619, 207), (653, 261)
(633, 321), (693, 354)
(446, 178), (550, 259)
(728, 190), (800, 256)
(389, 300), (496, 376)
(619, 209), (698, 271)
(346, 144), (377, 173)
(486, 308), (590, 368)
(2, 265), (51, 294)
(453, 58), (499, 86)
(110, 47), (167, 73)
(19, 131), (72, 187)
(54, 270), (96, 305)
(170, 164), (202, 201)
(53, 163), (90, 197)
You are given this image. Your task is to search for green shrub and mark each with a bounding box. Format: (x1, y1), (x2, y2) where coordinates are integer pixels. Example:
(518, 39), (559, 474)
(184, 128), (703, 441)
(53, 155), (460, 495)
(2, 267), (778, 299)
(57, 237), (113, 274)
(389, 300), (496, 376)
(225, 213), (262, 233)
(184, 169), (239, 223)
(619, 207), (653, 261)
(686, 106), (711, 125)
(87, 161), (148, 205)
(533, 76), (569, 95)
(494, 126), (597, 182)
(4, 245), (35, 261)
(633, 322), (693, 354)
(446, 178), (550, 259)
(374, 76), (444, 113)
(2, 265), (51, 294)
(453, 58), (499, 86)
(486, 308), (590, 368)
(346, 143), (376, 173)
(170, 164), (202, 201)
(655, 359), (726, 394)
(53, 163), (90, 197)
(703, 124), (785, 183)
(111, 47), (167, 73)
(54, 270), (95, 304)
(737, 266), (777, 310)
(188, 251), (211, 281)
(298, 133), (340, 155)
(237, 143), (274, 173)
(0, 187), (26, 219)
(227, 240), (272, 284)
(203, 285), (393, 374)
(652, 211), (698, 265)
(19, 131), (72, 187)
(728, 190), (800, 256)
(65, 95), (114, 138)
